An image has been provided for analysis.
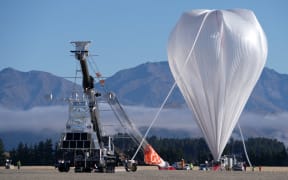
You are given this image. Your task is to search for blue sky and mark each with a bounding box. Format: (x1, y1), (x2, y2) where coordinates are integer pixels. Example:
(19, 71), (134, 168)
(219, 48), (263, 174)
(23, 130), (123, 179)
(0, 0), (287, 77)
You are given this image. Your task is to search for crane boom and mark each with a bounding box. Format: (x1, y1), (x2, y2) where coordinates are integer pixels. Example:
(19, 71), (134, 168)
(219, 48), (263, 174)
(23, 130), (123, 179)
(57, 41), (116, 173)
(70, 41), (103, 148)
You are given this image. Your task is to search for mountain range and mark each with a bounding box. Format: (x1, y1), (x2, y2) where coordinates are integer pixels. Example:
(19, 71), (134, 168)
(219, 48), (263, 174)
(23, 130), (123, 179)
(103, 62), (288, 113)
(0, 67), (81, 110)
(1, 62), (288, 149)
(1, 61), (287, 113)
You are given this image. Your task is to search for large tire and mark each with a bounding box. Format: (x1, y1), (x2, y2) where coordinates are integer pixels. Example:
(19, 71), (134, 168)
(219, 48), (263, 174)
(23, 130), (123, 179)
(131, 164), (137, 172)
(106, 165), (115, 173)
(74, 166), (84, 173)
(125, 163), (137, 172)
(58, 166), (70, 172)
(97, 167), (106, 173)
(58, 163), (70, 172)
(84, 167), (92, 173)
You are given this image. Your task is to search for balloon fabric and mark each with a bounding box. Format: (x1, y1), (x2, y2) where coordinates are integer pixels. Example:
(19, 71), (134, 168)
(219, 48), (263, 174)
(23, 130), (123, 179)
(167, 9), (267, 160)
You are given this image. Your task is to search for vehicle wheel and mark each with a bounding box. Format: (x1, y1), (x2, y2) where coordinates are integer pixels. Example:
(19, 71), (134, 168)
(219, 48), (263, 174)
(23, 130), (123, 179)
(106, 165), (115, 173)
(58, 165), (70, 172)
(75, 166), (84, 173)
(98, 167), (106, 173)
(131, 164), (137, 172)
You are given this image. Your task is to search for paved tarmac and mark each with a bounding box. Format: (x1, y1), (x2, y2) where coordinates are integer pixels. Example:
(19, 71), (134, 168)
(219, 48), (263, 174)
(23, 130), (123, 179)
(1, 166), (288, 180)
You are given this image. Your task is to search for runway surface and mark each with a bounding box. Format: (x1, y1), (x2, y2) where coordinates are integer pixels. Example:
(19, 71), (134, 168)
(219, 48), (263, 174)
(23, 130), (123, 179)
(1, 166), (288, 180)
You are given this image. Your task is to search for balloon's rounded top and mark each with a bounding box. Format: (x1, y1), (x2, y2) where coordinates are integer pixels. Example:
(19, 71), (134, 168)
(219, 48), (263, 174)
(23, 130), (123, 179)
(167, 9), (267, 160)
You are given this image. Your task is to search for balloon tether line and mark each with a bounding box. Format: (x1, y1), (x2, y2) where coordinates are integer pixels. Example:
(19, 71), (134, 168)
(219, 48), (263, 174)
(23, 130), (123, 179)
(237, 122), (252, 167)
(131, 12), (211, 161)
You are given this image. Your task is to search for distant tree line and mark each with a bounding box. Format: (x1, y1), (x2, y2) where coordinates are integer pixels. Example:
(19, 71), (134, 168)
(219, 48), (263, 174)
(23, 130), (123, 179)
(114, 135), (288, 166)
(0, 138), (5, 164)
(0, 136), (287, 166)
(1, 139), (55, 166)
(147, 136), (288, 166)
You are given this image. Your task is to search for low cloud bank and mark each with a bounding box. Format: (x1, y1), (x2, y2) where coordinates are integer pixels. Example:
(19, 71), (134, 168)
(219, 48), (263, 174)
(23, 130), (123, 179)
(237, 112), (288, 145)
(0, 105), (287, 146)
(0, 106), (67, 132)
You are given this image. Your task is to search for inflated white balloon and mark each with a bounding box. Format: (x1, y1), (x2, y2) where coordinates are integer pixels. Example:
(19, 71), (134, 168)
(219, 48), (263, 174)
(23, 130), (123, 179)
(167, 9), (267, 160)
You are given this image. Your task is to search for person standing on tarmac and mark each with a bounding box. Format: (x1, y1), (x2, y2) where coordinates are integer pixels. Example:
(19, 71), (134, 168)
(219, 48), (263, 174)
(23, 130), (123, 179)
(17, 160), (21, 170)
(189, 163), (194, 170)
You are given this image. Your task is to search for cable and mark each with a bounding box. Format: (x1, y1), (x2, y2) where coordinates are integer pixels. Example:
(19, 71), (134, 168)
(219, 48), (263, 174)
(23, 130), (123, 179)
(87, 55), (143, 149)
(131, 82), (177, 160)
(237, 122), (252, 167)
(131, 11), (211, 160)
(90, 55), (101, 75)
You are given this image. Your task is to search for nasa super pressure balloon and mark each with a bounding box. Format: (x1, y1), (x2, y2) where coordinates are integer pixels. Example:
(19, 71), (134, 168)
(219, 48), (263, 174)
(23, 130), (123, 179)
(167, 9), (267, 160)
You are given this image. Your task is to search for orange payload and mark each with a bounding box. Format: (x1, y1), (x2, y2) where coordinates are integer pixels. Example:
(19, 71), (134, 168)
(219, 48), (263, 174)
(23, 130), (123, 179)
(144, 144), (163, 165)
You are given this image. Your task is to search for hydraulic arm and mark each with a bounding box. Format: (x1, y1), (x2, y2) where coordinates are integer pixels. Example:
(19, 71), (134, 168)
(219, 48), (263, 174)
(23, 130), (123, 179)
(71, 41), (103, 148)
